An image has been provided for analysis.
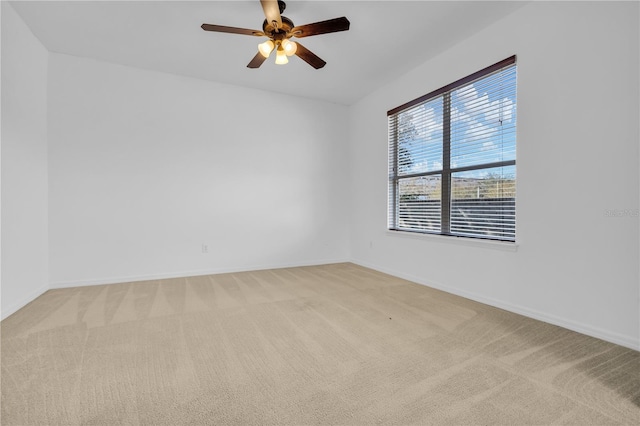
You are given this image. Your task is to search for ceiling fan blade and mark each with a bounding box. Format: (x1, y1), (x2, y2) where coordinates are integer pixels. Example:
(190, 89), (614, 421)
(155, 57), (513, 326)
(260, 0), (282, 29)
(294, 42), (326, 69)
(247, 52), (268, 69)
(291, 17), (350, 38)
(201, 24), (264, 37)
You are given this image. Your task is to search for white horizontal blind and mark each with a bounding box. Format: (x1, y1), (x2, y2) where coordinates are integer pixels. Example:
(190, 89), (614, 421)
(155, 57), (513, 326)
(388, 56), (517, 242)
(396, 98), (443, 176)
(451, 166), (516, 240)
(449, 64), (517, 240)
(397, 176), (441, 231)
(450, 66), (517, 168)
(388, 97), (444, 231)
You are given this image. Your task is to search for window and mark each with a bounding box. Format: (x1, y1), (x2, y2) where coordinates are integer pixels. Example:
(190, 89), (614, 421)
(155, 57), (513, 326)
(388, 56), (517, 242)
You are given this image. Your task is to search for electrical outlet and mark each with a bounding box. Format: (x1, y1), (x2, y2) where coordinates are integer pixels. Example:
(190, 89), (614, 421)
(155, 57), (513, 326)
(202, 244), (209, 254)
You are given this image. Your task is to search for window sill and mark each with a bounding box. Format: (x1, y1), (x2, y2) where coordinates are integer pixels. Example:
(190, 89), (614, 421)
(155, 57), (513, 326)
(386, 230), (519, 252)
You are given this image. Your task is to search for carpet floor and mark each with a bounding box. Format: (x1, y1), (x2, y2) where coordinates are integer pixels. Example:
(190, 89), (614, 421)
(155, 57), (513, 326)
(1, 263), (639, 425)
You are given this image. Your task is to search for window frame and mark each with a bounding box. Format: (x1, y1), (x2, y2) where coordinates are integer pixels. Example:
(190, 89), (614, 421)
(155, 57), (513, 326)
(388, 56), (517, 242)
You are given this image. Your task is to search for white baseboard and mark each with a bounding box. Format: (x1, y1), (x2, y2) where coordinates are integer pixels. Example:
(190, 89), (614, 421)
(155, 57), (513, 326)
(48, 257), (351, 289)
(1, 283), (49, 321)
(351, 258), (640, 351)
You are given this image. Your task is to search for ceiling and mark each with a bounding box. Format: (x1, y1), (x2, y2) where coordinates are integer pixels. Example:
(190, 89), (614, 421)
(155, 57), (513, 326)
(10, 1), (525, 105)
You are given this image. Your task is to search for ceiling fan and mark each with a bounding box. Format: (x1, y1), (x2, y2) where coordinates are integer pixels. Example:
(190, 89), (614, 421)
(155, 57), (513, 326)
(201, 0), (350, 69)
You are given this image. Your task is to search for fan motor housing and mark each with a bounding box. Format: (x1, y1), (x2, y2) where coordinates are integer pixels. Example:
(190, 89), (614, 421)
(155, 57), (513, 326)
(263, 16), (294, 38)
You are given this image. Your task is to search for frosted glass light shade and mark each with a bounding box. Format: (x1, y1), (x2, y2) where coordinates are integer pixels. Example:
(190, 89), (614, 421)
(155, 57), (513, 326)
(282, 39), (297, 56)
(258, 40), (274, 58)
(275, 48), (288, 64)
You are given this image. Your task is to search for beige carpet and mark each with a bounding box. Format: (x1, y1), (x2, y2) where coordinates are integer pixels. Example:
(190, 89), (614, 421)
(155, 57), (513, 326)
(1, 263), (639, 425)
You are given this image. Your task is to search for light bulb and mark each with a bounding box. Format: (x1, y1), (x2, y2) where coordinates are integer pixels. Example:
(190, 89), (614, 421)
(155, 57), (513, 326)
(258, 40), (274, 58)
(275, 48), (288, 65)
(282, 39), (297, 56)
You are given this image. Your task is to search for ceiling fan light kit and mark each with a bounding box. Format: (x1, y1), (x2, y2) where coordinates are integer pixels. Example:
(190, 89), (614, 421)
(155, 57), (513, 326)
(201, 0), (350, 69)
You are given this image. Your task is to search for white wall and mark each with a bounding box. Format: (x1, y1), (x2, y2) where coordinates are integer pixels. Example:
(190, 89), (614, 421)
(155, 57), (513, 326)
(1, 2), (49, 318)
(349, 1), (640, 349)
(48, 53), (349, 287)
